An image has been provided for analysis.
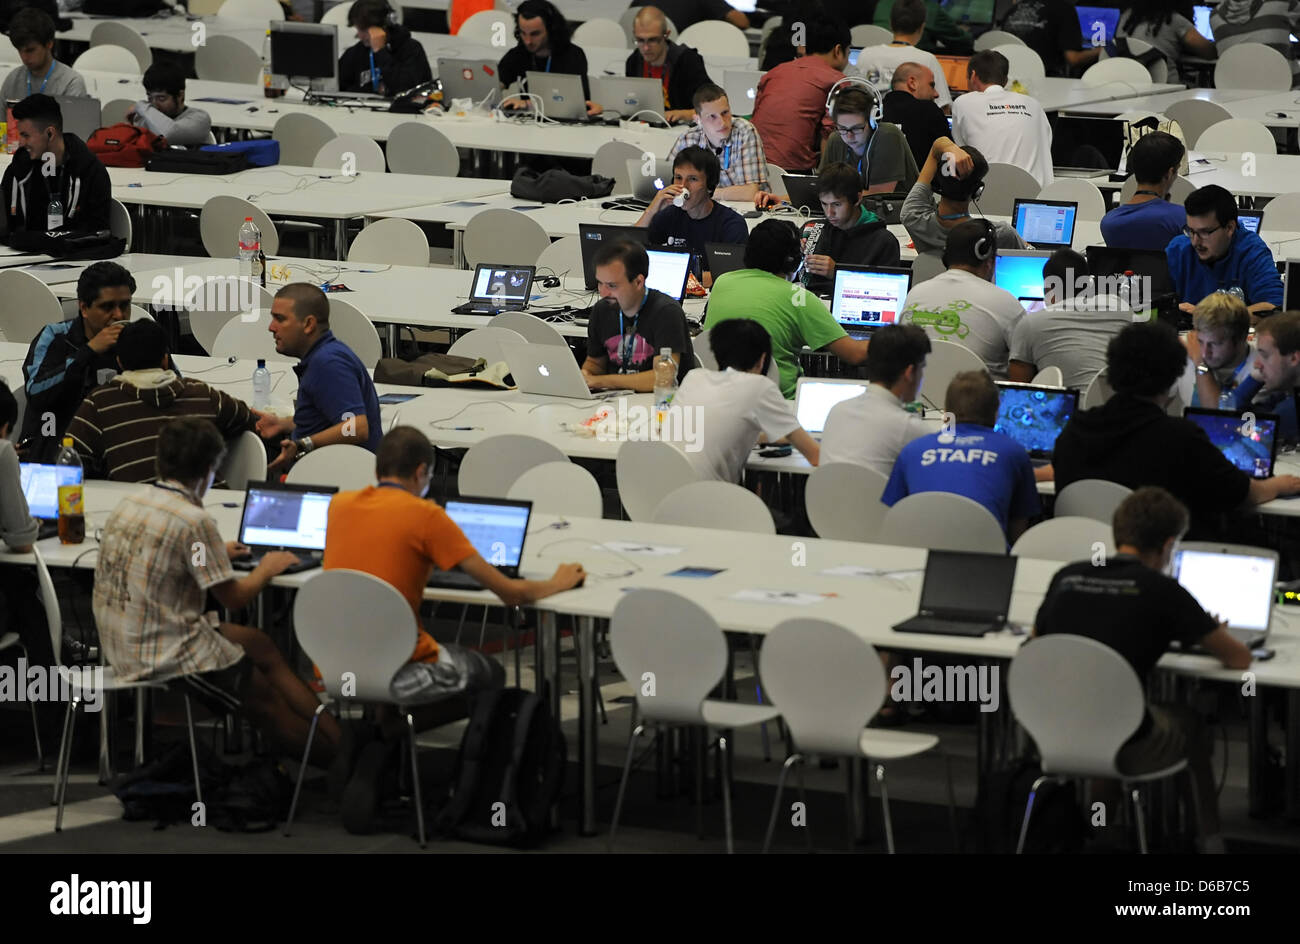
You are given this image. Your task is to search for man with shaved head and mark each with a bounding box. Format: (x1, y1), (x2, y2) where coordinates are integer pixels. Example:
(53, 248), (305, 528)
(883, 61), (951, 168)
(625, 5), (712, 124)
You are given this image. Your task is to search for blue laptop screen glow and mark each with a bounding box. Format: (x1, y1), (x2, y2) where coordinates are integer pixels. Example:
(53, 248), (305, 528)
(445, 501), (529, 567)
(1013, 201), (1077, 247)
(993, 253), (1049, 302)
(1077, 6), (1119, 46)
(1185, 411), (1277, 479)
(1194, 5), (1213, 40)
(994, 385), (1078, 457)
(1238, 212), (1262, 235)
(20, 462), (81, 520)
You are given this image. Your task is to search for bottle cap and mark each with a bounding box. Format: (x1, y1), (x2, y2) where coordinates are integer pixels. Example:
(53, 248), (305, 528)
(62, 436), (72, 447)
(257, 358), (266, 368)
(244, 217), (253, 221)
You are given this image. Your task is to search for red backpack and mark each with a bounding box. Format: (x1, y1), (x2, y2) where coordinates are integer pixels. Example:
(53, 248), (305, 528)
(87, 123), (167, 168)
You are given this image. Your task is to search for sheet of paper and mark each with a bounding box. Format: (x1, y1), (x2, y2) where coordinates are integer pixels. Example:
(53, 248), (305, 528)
(730, 589), (826, 606)
(820, 565), (924, 579)
(602, 541), (684, 556)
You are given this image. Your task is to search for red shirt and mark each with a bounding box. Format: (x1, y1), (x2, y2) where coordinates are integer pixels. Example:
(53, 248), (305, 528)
(642, 61), (670, 109)
(752, 56), (843, 172)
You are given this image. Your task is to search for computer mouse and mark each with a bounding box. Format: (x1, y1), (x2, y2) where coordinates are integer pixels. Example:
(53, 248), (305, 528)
(743, 210), (763, 219)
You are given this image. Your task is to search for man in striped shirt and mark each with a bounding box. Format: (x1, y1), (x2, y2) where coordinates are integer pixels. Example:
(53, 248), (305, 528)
(1212, 0), (1300, 86)
(67, 319), (257, 482)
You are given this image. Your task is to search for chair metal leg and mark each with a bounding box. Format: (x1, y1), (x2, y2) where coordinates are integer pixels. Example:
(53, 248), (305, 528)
(1130, 786), (1149, 854)
(134, 688), (147, 767)
(455, 604), (469, 645)
(748, 634), (771, 762)
(16, 644), (43, 771)
(54, 696), (81, 831)
(52, 696), (75, 805)
(283, 704), (326, 837)
(1016, 774), (1053, 854)
(718, 733), (735, 854)
(97, 688), (113, 784)
(762, 753), (801, 853)
(476, 606), (489, 649)
(875, 763), (896, 854)
(607, 723), (648, 852)
(183, 696), (203, 806)
(406, 712), (426, 848)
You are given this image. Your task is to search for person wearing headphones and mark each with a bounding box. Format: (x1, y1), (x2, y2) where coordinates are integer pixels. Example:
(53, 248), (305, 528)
(898, 218), (1026, 377)
(498, 0), (602, 116)
(665, 83), (770, 201)
(625, 6), (712, 124)
(902, 135), (1027, 256)
(337, 0), (432, 96)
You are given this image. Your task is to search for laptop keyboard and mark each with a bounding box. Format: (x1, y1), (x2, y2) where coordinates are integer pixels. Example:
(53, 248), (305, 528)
(894, 615), (1001, 637)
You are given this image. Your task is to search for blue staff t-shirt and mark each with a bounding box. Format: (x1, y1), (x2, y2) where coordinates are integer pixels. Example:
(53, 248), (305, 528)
(647, 202), (749, 277)
(881, 423), (1041, 535)
(292, 330), (383, 452)
(1099, 199), (1186, 252)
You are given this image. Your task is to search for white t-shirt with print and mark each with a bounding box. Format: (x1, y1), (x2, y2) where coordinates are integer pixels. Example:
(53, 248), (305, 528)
(667, 367), (800, 483)
(899, 268), (1026, 377)
(950, 83), (1054, 188)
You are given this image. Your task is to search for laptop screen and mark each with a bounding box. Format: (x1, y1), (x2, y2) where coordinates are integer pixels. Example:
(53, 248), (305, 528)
(705, 242), (746, 279)
(1193, 5), (1213, 40)
(1012, 199), (1078, 248)
(239, 484), (335, 550)
(795, 379), (868, 434)
(1173, 547), (1275, 634)
(1238, 210), (1263, 235)
(646, 249), (692, 301)
(919, 550), (1017, 619)
(579, 223), (650, 291)
(1076, 6), (1119, 46)
(993, 251), (1051, 303)
(20, 462), (81, 521)
(994, 382), (1080, 458)
(1051, 116), (1127, 171)
(445, 498), (531, 568)
(1184, 407), (1278, 479)
(470, 265), (533, 305)
(831, 265), (912, 329)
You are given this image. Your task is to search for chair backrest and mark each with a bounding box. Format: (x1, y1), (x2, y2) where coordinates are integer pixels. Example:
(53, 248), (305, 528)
(74, 44), (139, 73)
(1036, 178), (1107, 221)
(651, 480), (776, 533)
(320, 1), (352, 26)
(1080, 366), (1113, 408)
(1196, 118), (1277, 155)
(446, 325), (529, 366)
(199, 194), (280, 257)
(878, 492), (1007, 553)
(293, 569), (415, 701)
(326, 297), (383, 368)
(347, 217), (429, 266)
(1115, 35), (1167, 83)
(217, 0), (285, 20)
(573, 17), (630, 50)
(1081, 55), (1151, 87)
(507, 460), (603, 518)
(974, 29), (1024, 50)
(211, 310), (293, 362)
(994, 43), (1046, 92)
(678, 20), (750, 58)
(5, 382), (24, 443)
(129, 305), (152, 322)
(534, 234), (583, 282)
(693, 327), (717, 369)
(616, 439), (700, 521)
(1215, 41), (1293, 91)
(108, 198), (132, 248)
(90, 21), (152, 70)
(492, 309), (569, 346)
(910, 251), (945, 285)
(593, 140), (645, 194)
(459, 433), (568, 497)
(196, 34), (264, 83)
(761, 618), (887, 755)
(0, 269), (66, 346)
(385, 121), (460, 175)
(610, 589), (726, 725)
(1261, 192), (1300, 233)
(286, 444), (376, 490)
(462, 208), (551, 268)
(1118, 173), (1193, 206)
(977, 163), (1041, 215)
(1031, 365), (1063, 386)
(315, 134), (386, 174)
(765, 163), (789, 196)
(100, 98), (134, 126)
(1008, 634), (1146, 777)
(32, 547), (64, 666)
(1053, 478), (1132, 523)
(218, 430), (268, 489)
(189, 284), (273, 355)
(1164, 97), (1234, 149)
(272, 112), (336, 167)
(805, 462), (890, 542)
(458, 9), (513, 40)
(1010, 516), (1113, 561)
(851, 23), (893, 48)
(922, 339), (989, 404)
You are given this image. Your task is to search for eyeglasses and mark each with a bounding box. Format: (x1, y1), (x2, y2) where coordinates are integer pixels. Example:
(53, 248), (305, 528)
(634, 35), (667, 47)
(835, 122), (868, 137)
(1183, 223), (1224, 240)
(146, 92), (175, 104)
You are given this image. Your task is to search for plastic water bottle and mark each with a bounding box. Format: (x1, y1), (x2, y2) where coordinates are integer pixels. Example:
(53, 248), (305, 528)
(252, 358), (271, 410)
(56, 437), (84, 545)
(1118, 269), (1134, 311)
(238, 217), (261, 279)
(653, 347), (677, 429)
(261, 30), (285, 98)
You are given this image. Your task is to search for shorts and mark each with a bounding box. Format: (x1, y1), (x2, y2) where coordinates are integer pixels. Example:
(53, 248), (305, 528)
(389, 643), (505, 704)
(167, 657), (253, 715)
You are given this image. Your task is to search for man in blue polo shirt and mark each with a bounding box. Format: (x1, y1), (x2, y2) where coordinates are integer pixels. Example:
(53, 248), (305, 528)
(254, 283), (382, 472)
(1100, 132), (1186, 251)
(1167, 185), (1282, 319)
(881, 369), (1040, 542)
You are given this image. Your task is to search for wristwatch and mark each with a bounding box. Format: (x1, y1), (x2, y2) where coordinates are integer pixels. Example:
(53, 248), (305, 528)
(1196, 363), (1211, 376)
(292, 436), (315, 454)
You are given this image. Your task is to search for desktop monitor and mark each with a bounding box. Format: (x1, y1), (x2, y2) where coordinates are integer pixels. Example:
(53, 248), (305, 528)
(993, 250), (1052, 305)
(270, 22), (339, 93)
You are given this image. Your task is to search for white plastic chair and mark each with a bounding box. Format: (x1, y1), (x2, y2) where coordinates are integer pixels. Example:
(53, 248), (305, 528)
(74, 45), (140, 74)
(593, 140), (646, 194)
(1081, 56), (1152, 87)
(189, 284), (273, 355)
(90, 21), (152, 70)
(507, 460), (603, 518)
(218, 430), (268, 489)
(922, 339), (989, 405)
(459, 433), (567, 497)
(766, 163), (789, 197)
(692, 327), (717, 370)
(217, 0), (285, 20)
(877, 493), (1007, 553)
(1118, 173), (1193, 206)
(211, 312), (293, 362)
(851, 23), (893, 48)
(1031, 365), (1064, 386)
(199, 195), (280, 257)
(616, 439), (701, 521)
(573, 17), (628, 48)
(977, 163), (1041, 215)
(462, 208), (552, 268)
(678, 20), (750, 59)
(272, 112), (336, 167)
(385, 121), (460, 176)
(1053, 479), (1132, 523)
(1261, 192), (1300, 233)
(315, 134), (386, 174)
(1011, 516), (1113, 562)
(974, 29), (1025, 51)
(0, 269), (67, 346)
(320, 2), (352, 26)
(196, 34), (264, 84)
(457, 9), (513, 43)
(994, 43), (1046, 92)
(108, 197), (132, 248)
(100, 98), (134, 126)
(1195, 118), (1277, 155)
(1164, 98), (1233, 149)
(493, 309), (569, 346)
(326, 297), (383, 368)
(1081, 366), (1114, 408)
(759, 617), (955, 853)
(1008, 634), (1188, 853)
(651, 481), (775, 534)
(1037, 179), (1106, 221)
(1109, 36), (1167, 84)
(286, 444), (376, 489)
(534, 235), (583, 282)
(608, 589), (780, 853)
(1214, 42), (1292, 91)
(805, 462), (890, 542)
(347, 218), (429, 267)
(446, 325), (528, 367)
(910, 252), (945, 286)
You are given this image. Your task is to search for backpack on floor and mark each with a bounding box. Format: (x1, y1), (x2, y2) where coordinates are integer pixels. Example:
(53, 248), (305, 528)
(208, 757), (294, 833)
(435, 687), (565, 846)
(109, 741), (230, 827)
(87, 123), (168, 168)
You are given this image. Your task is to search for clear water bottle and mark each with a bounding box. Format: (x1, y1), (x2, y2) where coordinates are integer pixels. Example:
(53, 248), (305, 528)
(47, 195), (64, 230)
(238, 217), (261, 279)
(252, 358), (271, 410)
(653, 347), (677, 429)
(1118, 269), (1134, 311)
(56, 437), (84, 545)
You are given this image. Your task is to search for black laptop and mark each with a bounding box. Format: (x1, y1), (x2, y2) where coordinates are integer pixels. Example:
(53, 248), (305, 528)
(230, 480), (337, 574)
(579, 223), (651, 291)
(1084, 244), (1181, 328)
(426, 497), (533, 590)
(892, 550), (1018, 637)
(1051, 115), (1127, 177)
(704, 242), (747, 279)
(451, 264), (536, 315)
(782, 174), (823, 216)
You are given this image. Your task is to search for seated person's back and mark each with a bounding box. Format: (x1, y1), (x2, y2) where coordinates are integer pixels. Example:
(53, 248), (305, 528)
(950, 49), (1054, 188)
(901, 136), (1027, 256)
(338, 0), (433, 95)
(1101, 131), (1187, 251)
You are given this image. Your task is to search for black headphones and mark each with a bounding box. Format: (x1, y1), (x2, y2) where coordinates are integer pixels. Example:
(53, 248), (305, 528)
(514, 0), (569, 48)
(973, 218), (996, 263)
(540, 275), (561, 288)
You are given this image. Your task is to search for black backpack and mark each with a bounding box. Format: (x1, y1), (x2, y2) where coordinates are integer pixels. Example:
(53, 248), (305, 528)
(510, 167), (614, 203)
(436, 687), (566, 846)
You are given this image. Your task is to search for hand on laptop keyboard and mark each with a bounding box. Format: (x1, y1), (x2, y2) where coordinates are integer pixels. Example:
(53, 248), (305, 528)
(258, 551), (305, 576)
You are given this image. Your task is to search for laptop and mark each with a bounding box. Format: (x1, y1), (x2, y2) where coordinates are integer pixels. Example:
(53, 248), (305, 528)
(1171, 543), (1278, 648)
(579, 223), (651, 291)
(19, 462), (79, 539)
(230, 480), (337, 573)
(592, 76), (666, 121)
(863, 194), (904, 225)
(1184, 406), (1280, 479)
(781, 174), (823, 216)
(1085, 244), (1179, 325)
(501, 339), (609, 399)
(451, 264), (535, 315)
(1194, 5), (1214, 41)
(525, 71), (590, 122)
(1012, 198), (1078, 249)
(993, 249), (1053, 306)
(704, 242), (746, 279)
(893, 550), (1018, 637)
(722, 68), (764, 111)
(624, 157), (673, 203)
(1238, 209), (1263, 235)
(646, 248), (692, 301)
(1285, 260), (1300, 310)
(830, 264), (912, 338)
(438, 58), (501, 108)
(1052, 115), (1127, 176)
(426, 497), (532, 590)
(994, 382), (1080, 460)
(794, 378), (868, 438)
(54, 96), (101, 141)
(1076, 5), (1120, 46)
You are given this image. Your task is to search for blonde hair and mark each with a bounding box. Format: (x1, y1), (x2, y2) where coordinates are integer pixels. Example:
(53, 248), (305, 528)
(1192, 292), (1250, 344)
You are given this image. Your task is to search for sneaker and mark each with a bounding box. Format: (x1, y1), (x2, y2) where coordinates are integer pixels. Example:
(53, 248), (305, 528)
(341, 740), (394, 835)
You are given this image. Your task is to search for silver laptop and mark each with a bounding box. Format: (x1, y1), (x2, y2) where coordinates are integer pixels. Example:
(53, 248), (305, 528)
(501, 338), (619, 399)
(794, 378), (868, 438)
(592, 76), (665, 121)
(625, 157), (673, 201)
(1172, 543), (1278, 648)
(438, 58), (501, 107)
(525, 71), (588, 122)
(722, 68), (763, 111)
(56, 96), (101, 141)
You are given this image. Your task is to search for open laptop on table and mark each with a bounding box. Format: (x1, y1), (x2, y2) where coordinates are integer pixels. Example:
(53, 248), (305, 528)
(782, 174), (823, 215)
(1184, 407), (1280, 480)
(1171, 543), (1279, 649)
(993, 249), (1053, 308)
(525, 71), (591, 122)
(794, 377), (868, 439)
(579, 223), (650, 291)
(829, 264), (912, 338)
(1085, 244), (1179, 327)
(704, 242), (746, 280)
(646, 248), (693, 301)
(1051, 115), (1127, 177)
(994, 381), (1080, 463)
(1237, 209), (1263, 235)
(1012, 198), (1078, 249)
(593, 76), (666, 121)
(893, 550), (1018, 637)
(451, 264), (535, 315)
(230, 480), (337, 573)
(427, 497), (533, 590)
(502, 338), (625, 399)
(439, 58), (501, 107)
(723, 69), (764, 112)
(623, 157), (674, 207)
(19, 462), (79, 540)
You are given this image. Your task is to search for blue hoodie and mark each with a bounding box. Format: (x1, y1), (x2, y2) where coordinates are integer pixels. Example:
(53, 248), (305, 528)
(1166, 227), (1283, 309)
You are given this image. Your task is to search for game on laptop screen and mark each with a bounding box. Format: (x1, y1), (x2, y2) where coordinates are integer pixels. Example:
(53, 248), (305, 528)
(994, 383), (1079, 458)
(1076, 6), (1120, 46)
(993, 252), (1050, 303)
(1185, 409), (1278, 479)
(471, 266), (531, 304)
(831, 266), (911, 329)
(20, 462), (81, 520)
(445, 500), (528, 567)
(1173, 548), (1274, 633)
(796, 380), (868, 434)
(1013, 200), (1077, 248)
(940, 0), (997, 25)
(241, 487), (332, 550)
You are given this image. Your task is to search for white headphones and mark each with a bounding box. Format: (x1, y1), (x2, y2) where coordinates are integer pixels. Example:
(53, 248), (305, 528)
(824, 76), (883, 131)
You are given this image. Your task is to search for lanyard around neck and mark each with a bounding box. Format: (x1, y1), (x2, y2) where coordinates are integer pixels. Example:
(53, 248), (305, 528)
(28, 60), (55, 97)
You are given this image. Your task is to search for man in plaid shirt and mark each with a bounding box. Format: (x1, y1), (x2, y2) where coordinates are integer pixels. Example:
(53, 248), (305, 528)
(665, 82), (769, 201)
